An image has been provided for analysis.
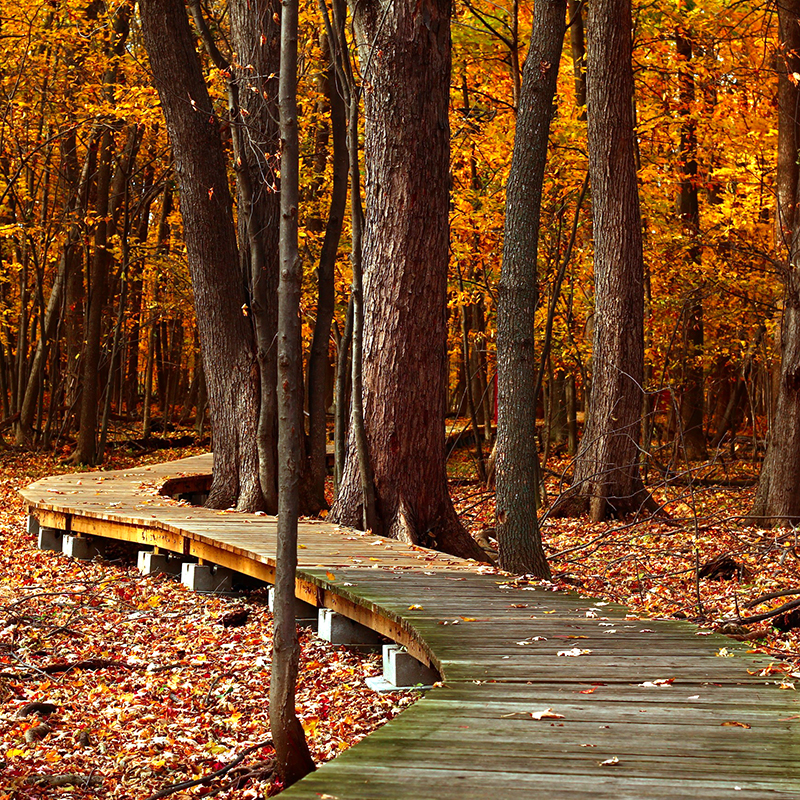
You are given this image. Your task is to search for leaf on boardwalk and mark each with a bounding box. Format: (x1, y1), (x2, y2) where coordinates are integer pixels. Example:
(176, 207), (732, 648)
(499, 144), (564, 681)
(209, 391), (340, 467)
(721, 721), (751, 728)
(530, 708), (565, 720)
(557, 647), (592, 657)
(599, 756), (620, 766)
(637, 678), (674, 688)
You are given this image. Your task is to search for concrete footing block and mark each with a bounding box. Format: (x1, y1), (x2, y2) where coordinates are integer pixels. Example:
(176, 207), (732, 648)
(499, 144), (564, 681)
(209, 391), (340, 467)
(318, 609), (382, 645)
(27, 515), (40, 536)
(382, 644), (438, 688)
(37, 526), (63, 552)
(138, 551), (181, 577)
(62, 535), (99, 560)
(181, 563), (233, 593)
(267, 588), (318, 627)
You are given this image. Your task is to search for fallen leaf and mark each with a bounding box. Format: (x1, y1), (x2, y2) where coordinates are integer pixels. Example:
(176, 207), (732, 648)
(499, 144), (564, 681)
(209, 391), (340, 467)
(637, 678), (674, 688)
(530, 708), (565, 720)
(599, 756), (620, 766)
(721, 721), (751, 728)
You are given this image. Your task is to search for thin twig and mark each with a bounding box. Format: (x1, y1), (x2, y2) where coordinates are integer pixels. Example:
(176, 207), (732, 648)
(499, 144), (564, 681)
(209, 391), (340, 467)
(143, 740), (274, 800)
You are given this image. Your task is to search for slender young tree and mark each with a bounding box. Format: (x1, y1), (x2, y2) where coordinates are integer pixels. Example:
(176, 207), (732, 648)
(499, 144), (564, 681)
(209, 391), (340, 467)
(552, 0), (653, 521)
(305, 31), (348, 510)
(496, 0), (566, 576)
(269, 0), (316, 783)
(675, 18), (707, 462)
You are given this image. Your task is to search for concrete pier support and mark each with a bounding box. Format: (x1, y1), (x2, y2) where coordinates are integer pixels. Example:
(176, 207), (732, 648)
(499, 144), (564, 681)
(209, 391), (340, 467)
(27, 515), (40, 536)
(37, 526), (62, 552)
(267, 588), (318, 628)
(365, 645), (438, 692)
(384, 644), (438, 687)
(318, 609), (382, 645)
(62, 535), (99, 560)
(181, 563), (233, 593)
(137, 551), (181, 577)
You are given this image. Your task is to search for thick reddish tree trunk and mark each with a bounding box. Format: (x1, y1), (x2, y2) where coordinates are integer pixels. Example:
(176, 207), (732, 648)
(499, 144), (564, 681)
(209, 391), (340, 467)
(330, 0), (485, 562)
(139, 0), (262, 511)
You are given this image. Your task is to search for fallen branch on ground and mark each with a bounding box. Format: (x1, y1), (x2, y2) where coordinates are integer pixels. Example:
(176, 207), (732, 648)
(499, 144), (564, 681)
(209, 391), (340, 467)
(143, 740), (273, 800)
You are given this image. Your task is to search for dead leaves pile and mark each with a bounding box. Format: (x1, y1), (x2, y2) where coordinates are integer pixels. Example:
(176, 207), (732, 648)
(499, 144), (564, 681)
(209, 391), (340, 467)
(0, 452), (415, 798)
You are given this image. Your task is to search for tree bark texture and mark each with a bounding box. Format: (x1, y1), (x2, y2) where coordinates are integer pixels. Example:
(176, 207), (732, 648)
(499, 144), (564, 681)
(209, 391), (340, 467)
(496, 0), (565, 577)
(74, 126), (113, 465)
(139, 0), (262, 511)
(229, 0), (282, 514)
(330, 0), (485, 561)
(567, 0), (586, 116)
(750, 0), (800, 526)
(270, 0), (316, 784)
(305, 33), (348, 510)
(776, 3), (800, 252)
(555, 0), (651, 521)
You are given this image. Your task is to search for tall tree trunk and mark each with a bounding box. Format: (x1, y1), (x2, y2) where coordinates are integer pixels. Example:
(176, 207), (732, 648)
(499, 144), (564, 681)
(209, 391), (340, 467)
(73, 3), (132, 464)
(553, 0), (653, 521)
(139, 0), (263, 511)
(495, 0), (565, 576)
(329, 0), (485, 562)
(305, 33), (348, 510)
(270, 0), (316, 783)
(749, 0), (800, 525)
(676, 24), (707, 462)
(776, 5), (800, 254)
(225, 0), (282, 514)
(567, 0), (586, 117)
(74, 126), (114, 464)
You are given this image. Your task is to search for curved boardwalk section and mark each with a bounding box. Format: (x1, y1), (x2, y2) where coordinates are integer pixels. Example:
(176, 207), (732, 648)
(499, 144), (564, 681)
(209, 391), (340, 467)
(21, 455), (800, 799)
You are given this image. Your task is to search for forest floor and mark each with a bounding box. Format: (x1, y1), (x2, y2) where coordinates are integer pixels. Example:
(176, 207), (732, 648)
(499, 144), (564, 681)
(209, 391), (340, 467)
(0, 447), (416, 799)
(4, 434), (800, 798)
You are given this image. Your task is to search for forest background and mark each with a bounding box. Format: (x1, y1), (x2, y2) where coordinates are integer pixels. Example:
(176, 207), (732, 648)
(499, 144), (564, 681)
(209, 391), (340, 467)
(0, 0), (777, 483)
(0, 1), (796, 619)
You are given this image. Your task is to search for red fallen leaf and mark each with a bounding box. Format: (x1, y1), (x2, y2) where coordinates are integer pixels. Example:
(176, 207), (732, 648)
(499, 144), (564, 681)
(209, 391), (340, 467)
(579, 687), (597, 694)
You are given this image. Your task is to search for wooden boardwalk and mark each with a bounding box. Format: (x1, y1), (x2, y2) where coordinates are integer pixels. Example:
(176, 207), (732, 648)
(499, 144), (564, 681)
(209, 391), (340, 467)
(20, 455), (800, 799)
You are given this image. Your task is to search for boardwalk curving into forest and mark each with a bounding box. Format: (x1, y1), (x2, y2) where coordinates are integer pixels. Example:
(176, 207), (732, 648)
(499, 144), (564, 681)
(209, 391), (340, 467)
(20, 455), (800, 799)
